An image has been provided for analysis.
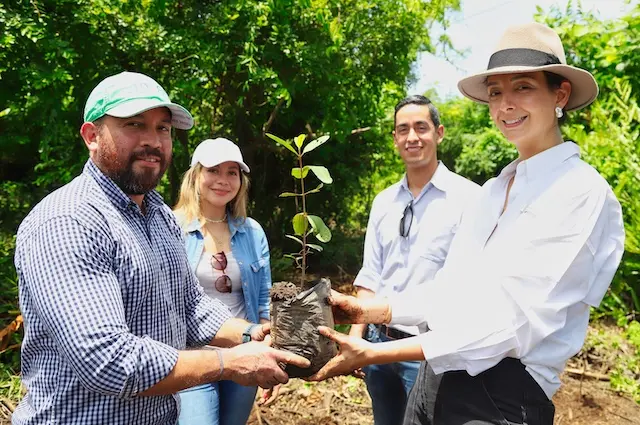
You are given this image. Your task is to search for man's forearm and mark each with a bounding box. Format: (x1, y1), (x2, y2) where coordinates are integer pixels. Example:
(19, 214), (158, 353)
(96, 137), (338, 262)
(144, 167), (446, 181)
(349, 286), (375, 337)
(360, 297), (392, 325)
(329, 289), (391, 325)
(139, 349), (222, 396)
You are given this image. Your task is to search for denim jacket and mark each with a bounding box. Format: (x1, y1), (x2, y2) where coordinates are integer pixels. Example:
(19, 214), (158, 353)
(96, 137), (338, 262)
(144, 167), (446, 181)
(177, 214), (272, 324)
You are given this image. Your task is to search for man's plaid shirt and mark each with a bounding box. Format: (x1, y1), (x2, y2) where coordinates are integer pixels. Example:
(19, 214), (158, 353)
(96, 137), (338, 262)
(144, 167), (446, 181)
(13, 160), (231, 424)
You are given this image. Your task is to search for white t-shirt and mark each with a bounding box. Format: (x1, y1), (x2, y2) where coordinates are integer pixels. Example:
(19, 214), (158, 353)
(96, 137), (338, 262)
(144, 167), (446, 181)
(195, 250), (247, 320)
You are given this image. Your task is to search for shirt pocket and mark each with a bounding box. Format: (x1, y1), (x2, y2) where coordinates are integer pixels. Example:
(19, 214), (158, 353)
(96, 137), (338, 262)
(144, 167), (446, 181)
(416, 224), (458, 282)
(379, 211), (404, 247)
(419, 223), (458, 261)
(510, 203), (562, 251)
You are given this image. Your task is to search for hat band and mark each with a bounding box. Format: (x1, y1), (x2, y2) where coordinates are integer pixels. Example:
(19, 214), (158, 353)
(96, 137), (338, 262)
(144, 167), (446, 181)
(488, 48), (561, 70)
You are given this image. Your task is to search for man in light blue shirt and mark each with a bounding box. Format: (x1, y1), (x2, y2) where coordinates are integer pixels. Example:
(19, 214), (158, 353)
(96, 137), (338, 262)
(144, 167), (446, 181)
(349, 95), (479, 425)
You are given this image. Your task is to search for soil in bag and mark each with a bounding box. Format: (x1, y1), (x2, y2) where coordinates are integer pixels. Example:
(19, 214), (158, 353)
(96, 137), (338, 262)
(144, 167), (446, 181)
(270, 278), (338, 378)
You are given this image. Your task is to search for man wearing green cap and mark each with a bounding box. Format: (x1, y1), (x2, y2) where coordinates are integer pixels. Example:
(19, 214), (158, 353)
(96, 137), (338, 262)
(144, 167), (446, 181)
(13, 71), (309, 425)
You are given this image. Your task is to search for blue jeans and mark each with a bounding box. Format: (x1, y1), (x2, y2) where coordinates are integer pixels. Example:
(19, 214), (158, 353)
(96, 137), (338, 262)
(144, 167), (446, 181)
(178, 381), (257, 425)
(363, 324), (421, 425)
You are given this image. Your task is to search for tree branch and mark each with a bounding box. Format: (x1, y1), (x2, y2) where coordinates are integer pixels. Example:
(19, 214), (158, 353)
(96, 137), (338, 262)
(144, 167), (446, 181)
(351, 126), (371, 134)
(565, 368), (610, 381)
(262, 97), (286, 135)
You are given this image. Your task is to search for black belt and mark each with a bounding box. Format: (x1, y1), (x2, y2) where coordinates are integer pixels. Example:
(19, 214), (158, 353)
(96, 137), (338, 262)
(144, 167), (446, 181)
(376, 324), (414, 340)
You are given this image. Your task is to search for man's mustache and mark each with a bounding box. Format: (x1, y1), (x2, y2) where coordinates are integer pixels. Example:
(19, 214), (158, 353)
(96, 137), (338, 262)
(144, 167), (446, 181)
(131, 147), (164, 161)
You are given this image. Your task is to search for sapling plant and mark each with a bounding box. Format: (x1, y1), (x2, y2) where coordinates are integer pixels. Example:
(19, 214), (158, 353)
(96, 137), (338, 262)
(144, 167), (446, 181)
(266, 132), (333, 287)
(265, 132), (337, 378)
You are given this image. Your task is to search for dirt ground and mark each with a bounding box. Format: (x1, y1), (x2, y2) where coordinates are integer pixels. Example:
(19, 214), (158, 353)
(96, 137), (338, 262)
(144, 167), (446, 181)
(1, 372), (638, 424)
(248, 373), (640, 425)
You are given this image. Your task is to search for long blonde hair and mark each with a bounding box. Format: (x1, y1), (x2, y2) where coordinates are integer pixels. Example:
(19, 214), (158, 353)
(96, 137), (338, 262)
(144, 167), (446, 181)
(174, 162), (250, 227)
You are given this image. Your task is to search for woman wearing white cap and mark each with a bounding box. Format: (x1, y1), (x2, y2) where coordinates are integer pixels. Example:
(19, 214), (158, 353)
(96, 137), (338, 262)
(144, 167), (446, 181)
(306, 22), (625, 424)
(173, 138), (273, 425)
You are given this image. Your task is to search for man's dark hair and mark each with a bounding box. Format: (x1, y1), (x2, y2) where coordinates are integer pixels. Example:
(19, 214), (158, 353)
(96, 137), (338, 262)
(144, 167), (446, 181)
(394, 95), (441, 128)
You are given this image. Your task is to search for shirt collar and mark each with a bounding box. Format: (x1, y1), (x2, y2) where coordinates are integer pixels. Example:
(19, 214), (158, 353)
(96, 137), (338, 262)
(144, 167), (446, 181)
(184, 217), (201, 233)
(399, 161), (450, 199)
(498, 142), (580, 182)
(84, 159), (165, 212)
(430, 161), (453, 193)
(228, 216), (246, 234)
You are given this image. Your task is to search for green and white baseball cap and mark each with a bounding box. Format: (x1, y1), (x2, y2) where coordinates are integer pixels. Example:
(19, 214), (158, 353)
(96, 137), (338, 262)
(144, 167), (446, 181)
(83, 71), (194, 130)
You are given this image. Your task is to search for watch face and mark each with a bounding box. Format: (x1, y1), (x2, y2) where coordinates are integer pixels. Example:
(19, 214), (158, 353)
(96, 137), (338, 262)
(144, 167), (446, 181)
(243, 324), (259, 343)
(242, 326), (254, 343)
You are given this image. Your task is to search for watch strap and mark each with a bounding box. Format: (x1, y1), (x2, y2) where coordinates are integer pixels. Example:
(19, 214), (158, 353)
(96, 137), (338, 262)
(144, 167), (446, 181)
(242, 324), (259, 343)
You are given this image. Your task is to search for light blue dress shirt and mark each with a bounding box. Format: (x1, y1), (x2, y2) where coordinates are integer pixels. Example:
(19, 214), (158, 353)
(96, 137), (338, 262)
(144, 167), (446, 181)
(354, 162), (480, 334)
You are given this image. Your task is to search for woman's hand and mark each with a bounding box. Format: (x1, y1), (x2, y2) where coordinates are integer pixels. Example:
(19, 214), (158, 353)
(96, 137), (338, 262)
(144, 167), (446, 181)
(307, 326), (374, 381)
(327, 291), (368, 324)
(251, 322), (271, 344)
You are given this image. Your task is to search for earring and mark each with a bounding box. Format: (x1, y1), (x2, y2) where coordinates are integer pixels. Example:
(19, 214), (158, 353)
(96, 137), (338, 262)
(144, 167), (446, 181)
(555, 106), (563, 118)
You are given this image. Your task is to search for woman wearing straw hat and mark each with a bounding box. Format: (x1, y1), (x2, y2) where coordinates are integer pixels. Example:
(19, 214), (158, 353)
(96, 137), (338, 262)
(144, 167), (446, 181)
(173, 138), (275, 425)
(307, 22), (625, 424)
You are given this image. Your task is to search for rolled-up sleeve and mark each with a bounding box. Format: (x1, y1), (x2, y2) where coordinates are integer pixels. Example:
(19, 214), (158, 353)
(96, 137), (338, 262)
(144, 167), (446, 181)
(353, 199), (384, 292)
(22, 216), (179, 398)
(256, 223), (272, 321)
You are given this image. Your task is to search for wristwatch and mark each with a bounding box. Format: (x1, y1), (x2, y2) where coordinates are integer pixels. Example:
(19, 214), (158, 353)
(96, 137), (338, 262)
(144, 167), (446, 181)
(242, 324), (260, 343)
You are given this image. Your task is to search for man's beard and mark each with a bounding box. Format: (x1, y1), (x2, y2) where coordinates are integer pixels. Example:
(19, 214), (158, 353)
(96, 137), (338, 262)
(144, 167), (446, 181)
(97, 146), (170, 195)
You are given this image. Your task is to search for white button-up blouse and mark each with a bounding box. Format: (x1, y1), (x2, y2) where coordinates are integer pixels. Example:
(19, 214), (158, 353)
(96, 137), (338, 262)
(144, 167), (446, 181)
(390, 142), (625, 398)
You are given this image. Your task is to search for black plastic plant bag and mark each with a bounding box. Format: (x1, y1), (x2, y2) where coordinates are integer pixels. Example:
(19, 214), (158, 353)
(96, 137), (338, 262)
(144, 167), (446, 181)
(270, 278), (338, 378)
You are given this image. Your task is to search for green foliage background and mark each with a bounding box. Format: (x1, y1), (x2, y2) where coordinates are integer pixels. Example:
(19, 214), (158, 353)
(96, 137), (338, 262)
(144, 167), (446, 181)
(1, 0), (638, 402)
(0, 0), (460, 371)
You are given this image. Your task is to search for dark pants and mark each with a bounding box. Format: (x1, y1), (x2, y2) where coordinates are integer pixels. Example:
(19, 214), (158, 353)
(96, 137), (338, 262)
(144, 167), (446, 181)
(403, 358), (555, 425)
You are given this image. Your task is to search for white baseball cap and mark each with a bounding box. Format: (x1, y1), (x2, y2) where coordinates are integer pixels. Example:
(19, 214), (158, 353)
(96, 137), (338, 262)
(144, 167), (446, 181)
(190, 138), (250, 173)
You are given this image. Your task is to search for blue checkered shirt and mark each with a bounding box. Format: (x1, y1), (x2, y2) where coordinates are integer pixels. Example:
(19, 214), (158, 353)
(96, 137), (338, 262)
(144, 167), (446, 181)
(13, 160), (232, 425)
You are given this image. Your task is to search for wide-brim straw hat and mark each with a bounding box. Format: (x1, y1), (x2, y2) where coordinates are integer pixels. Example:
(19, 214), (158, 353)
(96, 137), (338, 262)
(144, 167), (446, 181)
(457, 22), (598, 111)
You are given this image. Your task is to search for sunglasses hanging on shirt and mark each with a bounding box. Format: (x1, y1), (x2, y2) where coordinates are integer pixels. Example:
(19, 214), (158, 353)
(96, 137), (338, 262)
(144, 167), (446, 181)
(211, 251), (232, 293)
(399, 200), (414, 238)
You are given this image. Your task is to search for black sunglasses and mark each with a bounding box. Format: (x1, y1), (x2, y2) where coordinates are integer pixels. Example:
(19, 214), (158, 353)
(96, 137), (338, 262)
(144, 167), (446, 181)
(399, 200), (414, 238)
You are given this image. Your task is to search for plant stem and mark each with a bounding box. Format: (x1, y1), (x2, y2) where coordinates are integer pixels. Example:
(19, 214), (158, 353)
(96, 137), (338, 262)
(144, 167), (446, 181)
(298, 152), (307, 287)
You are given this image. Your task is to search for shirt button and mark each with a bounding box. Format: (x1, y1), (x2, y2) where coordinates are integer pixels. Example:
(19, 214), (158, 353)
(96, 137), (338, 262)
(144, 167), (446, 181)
(238, 262), (243, 266)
